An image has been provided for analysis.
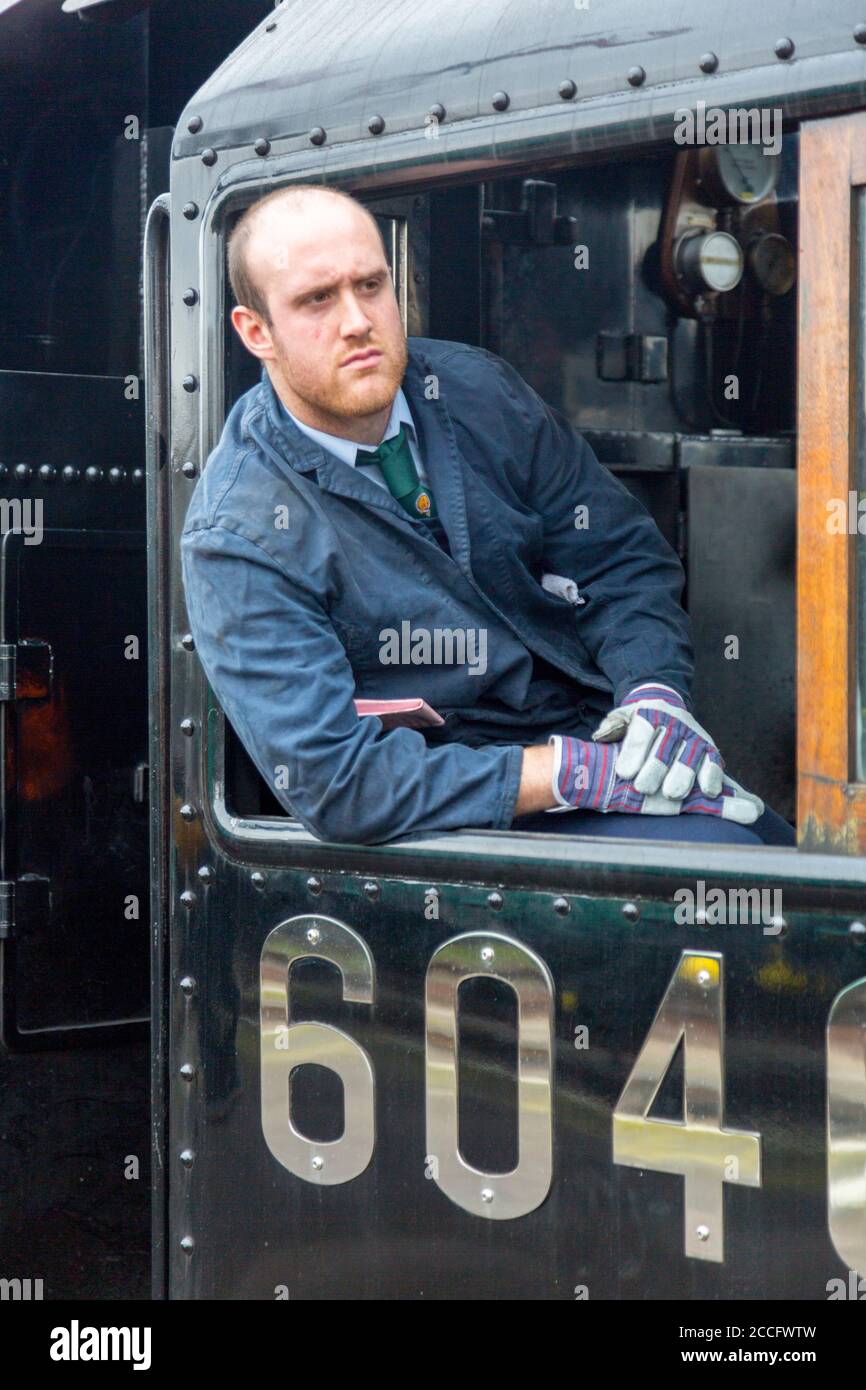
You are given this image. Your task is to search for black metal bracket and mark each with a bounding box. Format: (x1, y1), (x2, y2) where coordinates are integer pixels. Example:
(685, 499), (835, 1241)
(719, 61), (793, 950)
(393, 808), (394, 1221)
(481, 179), (578, 246)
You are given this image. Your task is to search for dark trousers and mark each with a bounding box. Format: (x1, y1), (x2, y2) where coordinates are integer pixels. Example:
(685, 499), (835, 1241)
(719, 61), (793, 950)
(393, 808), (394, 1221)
(511, 803), (796, 847)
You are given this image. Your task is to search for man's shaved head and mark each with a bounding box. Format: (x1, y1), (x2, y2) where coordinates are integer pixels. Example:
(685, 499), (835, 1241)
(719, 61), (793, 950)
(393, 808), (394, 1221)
(226, 182), (408, 444)
(228, 185), (385, 326)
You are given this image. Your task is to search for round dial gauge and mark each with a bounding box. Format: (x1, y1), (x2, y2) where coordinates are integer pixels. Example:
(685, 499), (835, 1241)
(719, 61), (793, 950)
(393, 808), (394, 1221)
(711, 143), (781, 205)
(676, 229), (744, 295)
(748, 232), (795, 295)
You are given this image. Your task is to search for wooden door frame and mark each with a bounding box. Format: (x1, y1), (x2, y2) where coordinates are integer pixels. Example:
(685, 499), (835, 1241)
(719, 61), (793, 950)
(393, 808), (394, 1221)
(798, 110), (866, 852)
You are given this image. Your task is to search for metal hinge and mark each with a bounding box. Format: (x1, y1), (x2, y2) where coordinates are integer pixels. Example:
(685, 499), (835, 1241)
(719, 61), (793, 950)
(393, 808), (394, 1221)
(0, 876), (51, 941)
(0, 641), (52, 702)
(0, 646), (15, 701)
(0, 881), (14, 939)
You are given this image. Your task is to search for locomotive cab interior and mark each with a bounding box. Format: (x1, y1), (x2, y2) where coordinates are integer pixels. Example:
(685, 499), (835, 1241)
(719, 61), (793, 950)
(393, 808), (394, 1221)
(221, 137), (799, 840)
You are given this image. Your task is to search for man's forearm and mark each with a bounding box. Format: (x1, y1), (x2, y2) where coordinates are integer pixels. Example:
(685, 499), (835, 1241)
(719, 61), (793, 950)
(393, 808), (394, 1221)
(514, 744), (557, 816)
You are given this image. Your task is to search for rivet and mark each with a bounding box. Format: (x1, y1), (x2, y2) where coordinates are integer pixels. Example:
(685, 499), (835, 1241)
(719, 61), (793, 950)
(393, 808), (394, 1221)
(311, 1155), (323, 1171)
(13, 463), (31, 482)
(108, 466), (125, 484)
(251, 871), (265, 888)
(487, 891), (503, 910)
(364, 880), (380, 901)
(309, 127), (327, 146)
(38, 464), (56, 483)
(492, 90), (510, 111)
(697, 969), (711, 986)
(180, 718), (195, 736)
(849, 920), (866, 941)
(856, 23), (866, 43)
(182, 460), (198, 479)
(699, 52), (718, 73)
(558, 78), (577, 99)
(180, 632), (195, 651)
(480, 1188), (494, 1204)
(197, 865), (213, 883)
(428, 103), (446, 122)
(696, 1224), (710, 1242)
(182, 375), (198, 393)
(182, 202), (199, 220)
(179, 1148), (195, 1168)
(694, 908), (708, 928)
(201, 148), (217, 166)
(307, 875), (323, 895)
(180, 890), (196, 908)
(182, 288), (199, 307)
(85, 465), (103, 484)
(254, 137), (271, 156)
(480, 945), (495, 964)
(61, 465), (80, 483)
(627, 65), (646, 86)
(0, 463), (7, 479)
(622, 901), (640, 922)
(553, 896), (570, 916)
(179, 1063), (196, 1081)
(179, 803), (197, 821)
(131, 468), (144, 484)
(179, 975), (196, 996)
(774, 36), (795, 60)
(766, 915), (788, 938)
(180, 1235), (195, 1253)
(306, 926), (321, 946)
(368, 114), (385, 135)
(187, 115), (203, 134)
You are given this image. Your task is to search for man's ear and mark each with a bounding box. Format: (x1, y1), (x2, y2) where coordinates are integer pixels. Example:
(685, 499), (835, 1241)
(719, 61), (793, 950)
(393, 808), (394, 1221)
(230, 304), (275, 362)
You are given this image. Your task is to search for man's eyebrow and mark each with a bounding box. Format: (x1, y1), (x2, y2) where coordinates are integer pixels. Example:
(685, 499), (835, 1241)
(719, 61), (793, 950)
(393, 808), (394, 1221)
(291, 267), (388, 303)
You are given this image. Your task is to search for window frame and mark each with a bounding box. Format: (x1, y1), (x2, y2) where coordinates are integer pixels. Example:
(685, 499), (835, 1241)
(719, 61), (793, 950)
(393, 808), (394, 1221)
(193, 152), (827, 879)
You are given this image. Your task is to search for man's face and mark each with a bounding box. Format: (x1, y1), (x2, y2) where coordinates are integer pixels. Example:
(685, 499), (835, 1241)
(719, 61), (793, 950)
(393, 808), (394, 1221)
(232, 199), (408, 435)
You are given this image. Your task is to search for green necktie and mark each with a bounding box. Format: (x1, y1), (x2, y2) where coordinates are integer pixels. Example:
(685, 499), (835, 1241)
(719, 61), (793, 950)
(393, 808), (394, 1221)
(356, 424), (438, 520)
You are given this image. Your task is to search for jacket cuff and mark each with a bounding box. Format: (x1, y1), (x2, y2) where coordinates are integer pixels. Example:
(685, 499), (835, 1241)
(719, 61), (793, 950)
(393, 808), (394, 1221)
(495, 743), (528, 829)
(614, 675), (692, 709)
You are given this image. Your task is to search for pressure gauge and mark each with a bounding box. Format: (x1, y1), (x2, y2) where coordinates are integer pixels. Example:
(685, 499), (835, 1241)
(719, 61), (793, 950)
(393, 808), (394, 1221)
(747, 232), (796, 295)
(698, 144), (782, 205)
(675, 229), (744, 295)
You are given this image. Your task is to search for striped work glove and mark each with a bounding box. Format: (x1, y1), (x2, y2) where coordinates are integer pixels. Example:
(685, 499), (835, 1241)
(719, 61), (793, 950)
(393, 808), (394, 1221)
(548, 731), (764, 824)
(592, 682), (726, 801)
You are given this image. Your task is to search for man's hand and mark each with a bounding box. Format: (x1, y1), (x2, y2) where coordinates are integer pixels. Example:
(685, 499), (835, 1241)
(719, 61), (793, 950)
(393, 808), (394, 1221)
(592, 682), (724, 801)
(550, 732), (764, 824)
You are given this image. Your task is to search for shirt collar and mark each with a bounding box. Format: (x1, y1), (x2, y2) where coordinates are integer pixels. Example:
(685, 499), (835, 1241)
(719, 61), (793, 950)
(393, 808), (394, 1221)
(277, 386), (417, 468)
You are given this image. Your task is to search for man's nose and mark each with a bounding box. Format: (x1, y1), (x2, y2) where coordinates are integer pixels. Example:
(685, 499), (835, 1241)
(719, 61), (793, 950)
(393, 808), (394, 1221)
(339, 291), (373, 336)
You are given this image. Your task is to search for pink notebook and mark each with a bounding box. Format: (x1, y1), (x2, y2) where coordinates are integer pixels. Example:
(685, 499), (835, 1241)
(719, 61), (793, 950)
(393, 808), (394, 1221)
(353, 698), (445, 730)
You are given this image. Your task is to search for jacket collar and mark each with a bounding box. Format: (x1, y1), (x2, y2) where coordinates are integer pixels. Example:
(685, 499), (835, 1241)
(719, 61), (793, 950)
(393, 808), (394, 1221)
(245, 342), (473, 574)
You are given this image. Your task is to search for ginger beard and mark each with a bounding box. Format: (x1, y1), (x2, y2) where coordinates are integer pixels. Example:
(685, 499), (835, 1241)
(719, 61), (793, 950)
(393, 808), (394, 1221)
(266, 314), (409, 429)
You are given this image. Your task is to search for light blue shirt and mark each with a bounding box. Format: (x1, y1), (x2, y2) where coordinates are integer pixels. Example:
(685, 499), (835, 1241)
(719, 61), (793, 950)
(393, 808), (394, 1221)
(278, 386), (429, 492)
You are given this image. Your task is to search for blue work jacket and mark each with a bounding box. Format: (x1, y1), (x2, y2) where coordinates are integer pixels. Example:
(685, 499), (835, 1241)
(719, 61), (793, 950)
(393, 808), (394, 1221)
(180, 338), (693, 843)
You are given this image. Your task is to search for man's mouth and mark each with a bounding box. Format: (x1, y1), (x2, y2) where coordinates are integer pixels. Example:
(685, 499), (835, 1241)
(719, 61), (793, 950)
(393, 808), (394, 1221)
(341, 348), (383, 368)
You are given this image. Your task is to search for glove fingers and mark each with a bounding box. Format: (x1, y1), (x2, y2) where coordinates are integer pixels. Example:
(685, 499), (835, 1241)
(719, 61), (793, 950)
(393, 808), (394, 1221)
(697, 748), (725, 798)
(661, 735), (706, 800)
(631, 728), (678, 795)
(680, 775), (763, 825)
(592, 710), (630, 743)
(615, 715), (658, 781)
(719, 774), (764, 821)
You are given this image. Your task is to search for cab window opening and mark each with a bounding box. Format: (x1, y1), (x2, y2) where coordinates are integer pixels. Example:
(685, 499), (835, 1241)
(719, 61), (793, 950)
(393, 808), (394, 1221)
(217, 149), (798, 851)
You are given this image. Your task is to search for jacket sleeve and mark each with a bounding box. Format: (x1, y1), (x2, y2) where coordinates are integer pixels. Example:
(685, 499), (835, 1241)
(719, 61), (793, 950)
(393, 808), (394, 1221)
(180, 524), (524, 844)
(487, 351), (695, 707)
